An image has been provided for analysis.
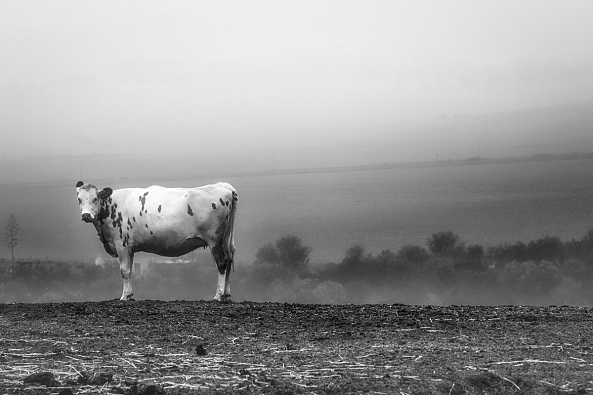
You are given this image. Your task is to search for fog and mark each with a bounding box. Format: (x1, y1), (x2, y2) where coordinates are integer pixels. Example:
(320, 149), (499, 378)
(2, 1), (593, 184)
(2, 1), (593, 304)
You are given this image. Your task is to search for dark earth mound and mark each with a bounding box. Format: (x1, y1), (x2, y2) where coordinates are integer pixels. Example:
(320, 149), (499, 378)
(1, 301), (592, 394)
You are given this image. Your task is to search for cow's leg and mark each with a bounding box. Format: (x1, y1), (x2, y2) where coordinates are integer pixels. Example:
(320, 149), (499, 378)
(211, 244), (232, 302)
(224, 240), (235, 297)
(117, 248), (134, 301)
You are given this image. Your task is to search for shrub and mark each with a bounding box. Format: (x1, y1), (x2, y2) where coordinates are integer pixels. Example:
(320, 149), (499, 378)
(526, 236), (565, 262)
(500, 260), (562, 304)
(561, 258), (586, 280)
(396, 245), (430, 266)
(427, 231), (460, 256)
(467, 244), (484, 262)
(312, 281), (347, 304)
(335, 244), (368, 281)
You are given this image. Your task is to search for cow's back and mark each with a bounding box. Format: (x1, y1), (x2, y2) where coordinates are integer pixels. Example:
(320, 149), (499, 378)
(107, 184), (235, 256)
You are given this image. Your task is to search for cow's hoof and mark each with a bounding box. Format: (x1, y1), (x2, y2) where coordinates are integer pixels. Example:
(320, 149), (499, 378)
(214, 294), (232, 303)
(120, 294), (135, 301)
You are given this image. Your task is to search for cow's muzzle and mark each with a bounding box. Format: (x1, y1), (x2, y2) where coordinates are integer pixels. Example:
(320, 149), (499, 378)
(81, 213), (94, 223)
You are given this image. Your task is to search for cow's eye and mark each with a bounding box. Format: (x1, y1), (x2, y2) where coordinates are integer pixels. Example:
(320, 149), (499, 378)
(93, 198), (98, 203)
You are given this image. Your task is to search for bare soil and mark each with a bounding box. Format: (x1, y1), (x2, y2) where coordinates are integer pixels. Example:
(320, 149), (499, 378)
(1, 301), (592, 394)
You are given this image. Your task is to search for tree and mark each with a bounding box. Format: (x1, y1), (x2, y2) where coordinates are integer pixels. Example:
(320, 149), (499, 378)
(5, 214), (18, 263)
(583, 228), (593, 253)
(341, 244), (365, 269)
(427, 231), (460, 256)
(255, 235), (311, 271)
(526, 236), (565, 262)
(255, 243), (280, 265)
(396, 245), (430, 265)
(466, 244), (484, 262)
(276, 235), (311, 271)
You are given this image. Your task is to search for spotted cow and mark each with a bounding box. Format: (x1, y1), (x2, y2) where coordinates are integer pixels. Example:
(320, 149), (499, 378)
(75, 181), (238, 301)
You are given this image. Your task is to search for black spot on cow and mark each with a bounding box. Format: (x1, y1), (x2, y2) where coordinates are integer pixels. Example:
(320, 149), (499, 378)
(98, 204), (109, 223)
(226, 200), (229, 206)
(187, 204), (194, 216)
(150, 231), (154, 235)
(133, 216), (136, 222)
(139, 211), (143, 217)
(145, 224), (149, 228)
(112, 211), (124, 233)
(158, 205), (161, 213)
(212, 203), (217, 209)
(219, 198), (225, 206)
(140, 192), (149, 212)
(127, 219), (132, 227)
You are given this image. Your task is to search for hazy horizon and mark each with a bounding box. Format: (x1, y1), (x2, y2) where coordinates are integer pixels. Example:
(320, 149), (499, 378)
(1, 98), (592, 185)
(2, 1), (593, 185)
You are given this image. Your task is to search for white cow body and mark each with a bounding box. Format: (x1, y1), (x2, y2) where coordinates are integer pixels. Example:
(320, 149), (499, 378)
(76, 181), (237, 301)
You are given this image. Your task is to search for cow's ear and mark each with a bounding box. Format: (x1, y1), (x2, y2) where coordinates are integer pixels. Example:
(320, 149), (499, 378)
(98, 187), (113, 200)
(76, 181), (84, 188)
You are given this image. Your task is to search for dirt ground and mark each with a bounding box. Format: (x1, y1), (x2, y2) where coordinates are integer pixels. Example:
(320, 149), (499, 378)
(1, 301), (592, 394)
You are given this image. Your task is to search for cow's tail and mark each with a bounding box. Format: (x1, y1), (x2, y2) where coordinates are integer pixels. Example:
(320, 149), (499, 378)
(224, 186), (238, 270)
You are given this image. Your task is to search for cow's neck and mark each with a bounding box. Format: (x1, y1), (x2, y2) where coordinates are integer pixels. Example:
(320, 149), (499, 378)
(93, 197), (116, 255)
(93, 220), (107, 247)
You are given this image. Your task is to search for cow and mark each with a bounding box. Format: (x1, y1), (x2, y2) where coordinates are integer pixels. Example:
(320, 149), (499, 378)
(75, 181), (237, 302)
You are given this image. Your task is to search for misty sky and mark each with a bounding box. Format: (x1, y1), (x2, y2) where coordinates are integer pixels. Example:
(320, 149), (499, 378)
(2, 1), (593, 167)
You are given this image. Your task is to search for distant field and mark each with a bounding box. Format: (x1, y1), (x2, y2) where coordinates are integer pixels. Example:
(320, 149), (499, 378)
(234, 157), (593, 263)
(1, 157), (593, 264)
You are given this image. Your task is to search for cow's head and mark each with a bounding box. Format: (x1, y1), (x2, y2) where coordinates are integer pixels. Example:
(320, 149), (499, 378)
(76, 181), (113, 223)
